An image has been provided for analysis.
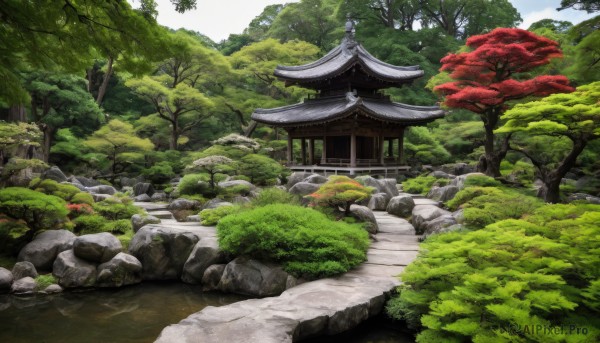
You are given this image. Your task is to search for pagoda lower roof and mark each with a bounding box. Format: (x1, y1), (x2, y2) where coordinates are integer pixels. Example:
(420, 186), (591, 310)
(251, 94), (445, 127)
(274, 38), (424, 86)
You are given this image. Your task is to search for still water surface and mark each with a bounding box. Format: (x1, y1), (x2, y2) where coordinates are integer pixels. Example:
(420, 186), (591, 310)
(0, 282), (414, 343)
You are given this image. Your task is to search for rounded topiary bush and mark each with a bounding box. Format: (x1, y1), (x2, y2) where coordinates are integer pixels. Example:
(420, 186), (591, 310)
(217, 204), (369, 279)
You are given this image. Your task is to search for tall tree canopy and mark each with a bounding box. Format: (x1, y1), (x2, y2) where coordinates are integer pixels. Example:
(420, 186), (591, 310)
(497, 82), (600, 203)
(435, 28), (574, 177)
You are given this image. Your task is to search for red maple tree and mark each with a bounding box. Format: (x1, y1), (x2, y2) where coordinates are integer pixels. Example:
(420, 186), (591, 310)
(435, 28), (574, 177)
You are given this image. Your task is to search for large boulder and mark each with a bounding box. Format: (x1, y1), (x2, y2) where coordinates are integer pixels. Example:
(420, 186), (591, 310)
(73, 232), (122, 263)
(181, 238), (226, 284)
(202, 198), (229, 210)
(567, 193), (600, 204)
(303, 174), (328, 184)
(440, 163), (475, 176)
(120, 176), (145, 188)
(128, 225), (200, 280)
(217, 257), (289, 297)
(11, 276), (36, 295)
(168, 198), (201, 211)
(96, 253), (143, 288)
(218, 180), (256, 192)
(18, 230), (76, 271)
(450, 172), (486, 190)
(355, 176), (399, 199)
(86, 185), (117, 195)
(386, 194), (415, 218)
(289, 182), (320, 196)
(349, 205), (378, 234)
(52, 250), (97, 288)
(151, 192), (168, 202)
(422, 215), (458, 238)
(131, 214), (161, 232)
(133, 182), (155, 197)
(412, 205), (451, 234)
(73, 176), (102, 187)
(11, 261), (38, 280)
(430, 170), (452, 179)
(42, 166), (68, 183)
(134, 194), (152, 202)
(0, 268), (13, 293)
(201, 264), (226, 291)
(427, 185), (460, 202)
(367, 192), (390, 211)
(286, 172), (314, 189)
(62, 181), (86, 191)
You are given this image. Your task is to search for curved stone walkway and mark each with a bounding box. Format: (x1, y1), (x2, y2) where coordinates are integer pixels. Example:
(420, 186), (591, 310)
(148, 208), (419, 343)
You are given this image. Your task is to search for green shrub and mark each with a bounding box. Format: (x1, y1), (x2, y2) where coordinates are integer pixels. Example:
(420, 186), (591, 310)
(35, 274), (57, 290)
(29, 178), (81, 202)
(217, 204), (369, 279)
(463, 175), (501, 187)
(239, 154), (283, 186)
(200, 205), (243, 226)
(104, 219), (132, 235)
(402, 176), (437, 194)
(305, 176), (374, 215)
(220, 184), (252, 200)
(178, 173), (211, 196)
(386, 203), (600, 342)
(116, 230), (135, 250)
(93, 198), (140, 220)
(70, 192), (95, 205)
(0, 187), (69, 237)
(0, 218), (30, 255)
(73, 214), (106, 234)
(142, 161), (176, 184)
(447, 187), (502, 211)
(250, 187), (300, 207)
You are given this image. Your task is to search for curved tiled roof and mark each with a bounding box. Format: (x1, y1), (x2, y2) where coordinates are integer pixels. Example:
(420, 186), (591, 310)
(274, 37), (424, 84)
(251, 93), (444, 127)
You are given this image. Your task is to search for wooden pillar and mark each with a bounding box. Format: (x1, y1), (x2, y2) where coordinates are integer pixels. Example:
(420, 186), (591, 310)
(350, 133), (357, 168)
(308, 138), (314, 165)
(301, 138), (306, 165)
(398, 128), (405, 164)
(321, 136), (327, 164)
(287, 134), (293, 165)
(387, 139), (393, 158)
(379, 135), (385, 165)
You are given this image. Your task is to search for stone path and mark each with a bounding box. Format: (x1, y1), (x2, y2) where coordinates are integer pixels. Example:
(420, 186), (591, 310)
(148, 208), (419, 343)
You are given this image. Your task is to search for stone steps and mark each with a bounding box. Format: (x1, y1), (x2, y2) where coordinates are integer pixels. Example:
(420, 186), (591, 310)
(154, 210), (420, 342)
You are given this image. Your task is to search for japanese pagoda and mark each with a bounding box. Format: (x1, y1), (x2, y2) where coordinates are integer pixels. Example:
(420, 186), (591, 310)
(251, 21), (444, 176)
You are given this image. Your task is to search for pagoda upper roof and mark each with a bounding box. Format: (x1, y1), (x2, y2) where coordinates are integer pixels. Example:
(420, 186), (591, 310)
(251, 93), (444, 127)
(274, 36), (424, 87)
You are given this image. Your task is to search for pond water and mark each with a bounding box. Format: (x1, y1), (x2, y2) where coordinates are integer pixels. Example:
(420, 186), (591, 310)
(0, 282), (414, 343)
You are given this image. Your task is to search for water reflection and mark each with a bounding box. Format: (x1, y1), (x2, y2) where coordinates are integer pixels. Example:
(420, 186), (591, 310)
(0, 282), (246, 343)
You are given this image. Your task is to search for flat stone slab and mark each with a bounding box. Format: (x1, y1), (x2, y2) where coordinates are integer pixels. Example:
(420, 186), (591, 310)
(134, 202), (169, 211)
(375, 233), (421, 244)
(346, 264), (406, 279)
(413, 198), (441, 206)
(370, 241), (420, 251)
(366, 250), (419, 266)
(147, 210), (174, 219)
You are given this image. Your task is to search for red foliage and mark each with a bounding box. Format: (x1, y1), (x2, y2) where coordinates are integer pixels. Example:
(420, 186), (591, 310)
(435, 28), (573, 114)
(67, 203), (94, 218)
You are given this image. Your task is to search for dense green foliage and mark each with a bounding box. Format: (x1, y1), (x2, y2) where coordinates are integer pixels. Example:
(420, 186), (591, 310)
(306, 176), (374, 215)
(403, 176), (449, 195)
(217, 204), (369, 279)
(250, 187), (301, 207)
(387, 202), (600, 342)
(199, 205), (243, 226)
(92, 197), (141, 221)
(35, 274), (57, 290)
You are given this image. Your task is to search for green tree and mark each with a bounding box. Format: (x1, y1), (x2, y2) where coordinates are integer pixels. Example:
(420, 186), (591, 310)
(84, 119), (154, 181)
(497, 82), (600, 203)
(557, 0), (600, 12)
(306, 176), (374, 216)
(566, 16), (600, 84)
(239, 154), (283, 186)
(191, 155), (234, 191)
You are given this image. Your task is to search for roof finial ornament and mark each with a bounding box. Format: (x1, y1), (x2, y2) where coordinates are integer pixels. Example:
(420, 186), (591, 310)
(345, 14), (355, 39)
(343, 14), (357, 54)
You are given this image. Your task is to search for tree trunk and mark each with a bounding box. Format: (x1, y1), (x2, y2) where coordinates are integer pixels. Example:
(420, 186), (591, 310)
(41, 125), (55, 163)
(170, 124), (179, 150)
(479, 120), (502, 177)
(96, 56), (114, 106)
(539, 140), (588, 203)
(540, 179), (561, 204)
(2, 104), (27, 122)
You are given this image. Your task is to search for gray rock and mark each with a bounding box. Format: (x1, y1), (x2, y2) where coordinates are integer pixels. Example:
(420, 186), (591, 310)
(74, 176), (102, 187)
(412, 205), (451, 234)
(86, 185), (117, 195)
(286, 172), (314, 189)
(303, 174), (328, 184)
(61, 181), (87, 191)
(11, 261), (38, 280)
(441, 163), (475, 176)
(73, 232), (122, 263)
(201, 264), (226, 291)
(0, 268), (13, 293)
(121, 176), (145, 188)
(18, 230), (76, 271)
(217, 257), (289, 297)
(355, 176), (399, 199)
(186, 215), (201, 222)
(232, 196), (251, 204)
(422, 215), (458, 238)
(43, 284), (63, 294)
(367, 193), (390, 211)
(131, 214), (161, 232)
(386, 194), (415, 218)
(11, 276), (36, 295)
(289, 182), (320, 196)
(575, 176), (599, 192)
(218, 180), (256, 192)
(151, 192), (168, 202)
(96, 253), (143, 288)
(128, 225), (200, 280)
(134, 194), (152, 202)
(202, 198), (228, 210)
(430, 170), (451, 179)
(42, 166), (67, 183)
(349, 205), (378, 234)
(427, 185), (460, 202)
(52, 250), (97, 288)
(567, 193), (600, 204)
(91, 194), (113, 202)
(181, 238), (226, 284)
(168, 198), (201, 211)
(452, 209), (465, 224)
(133, 182), (155, 196)
(450, 172), (486, 190)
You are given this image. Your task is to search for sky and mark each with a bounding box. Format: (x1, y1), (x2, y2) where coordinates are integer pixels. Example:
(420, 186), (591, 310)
(147, 0), (597, 42)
